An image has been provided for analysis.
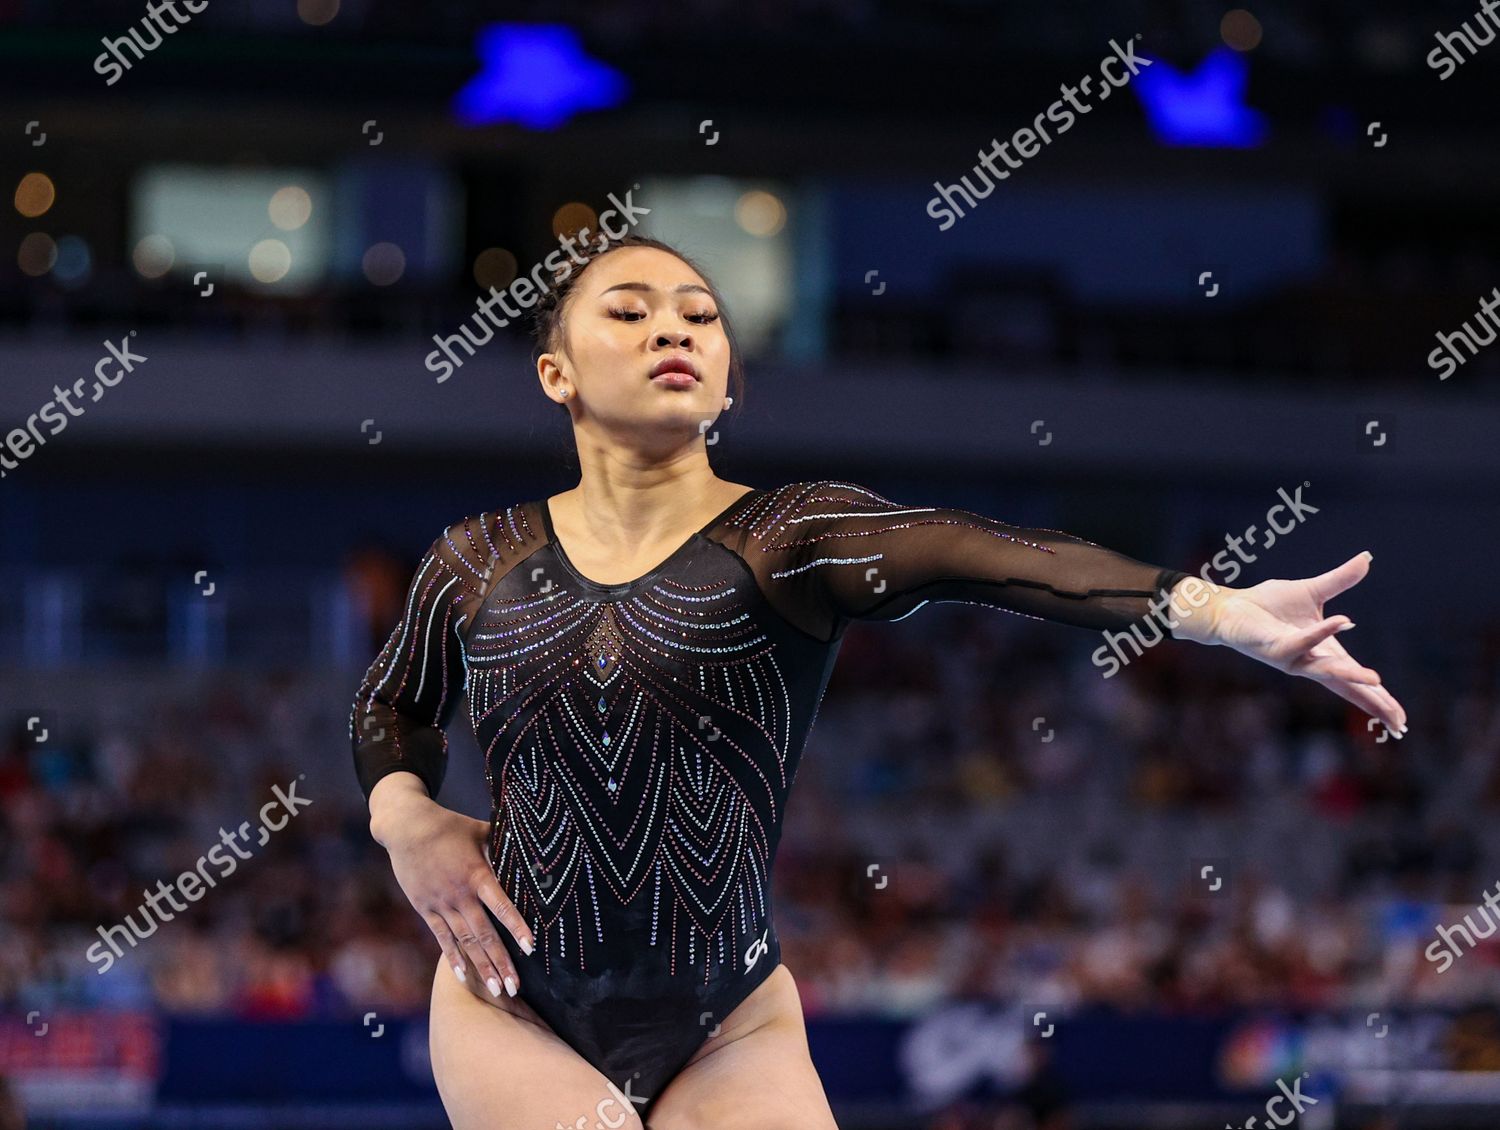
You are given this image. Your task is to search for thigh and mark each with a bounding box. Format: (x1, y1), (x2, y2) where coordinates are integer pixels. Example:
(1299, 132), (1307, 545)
(428, 954), (645, 1130)
(647, 965), (839, 1130)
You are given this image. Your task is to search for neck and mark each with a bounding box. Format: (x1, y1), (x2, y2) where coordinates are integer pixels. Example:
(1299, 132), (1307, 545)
(557, 445), (740, 551)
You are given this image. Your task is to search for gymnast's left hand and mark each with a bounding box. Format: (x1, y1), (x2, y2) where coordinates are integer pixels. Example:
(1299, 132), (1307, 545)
(1170, 551), (1408, 737)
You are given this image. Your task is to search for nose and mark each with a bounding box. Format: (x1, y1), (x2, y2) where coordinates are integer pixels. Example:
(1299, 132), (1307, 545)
(653, 329), (692, 350)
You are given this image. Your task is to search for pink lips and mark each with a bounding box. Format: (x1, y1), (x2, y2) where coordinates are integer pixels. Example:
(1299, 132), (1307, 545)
(649, 356), (699, 384)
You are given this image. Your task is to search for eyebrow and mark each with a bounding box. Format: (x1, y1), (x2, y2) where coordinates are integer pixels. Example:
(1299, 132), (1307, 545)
(596, 281), (714, 298)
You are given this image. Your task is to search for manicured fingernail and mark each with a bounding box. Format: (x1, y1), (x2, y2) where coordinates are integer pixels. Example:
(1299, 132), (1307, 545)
(1338, 623), (1356, 632)
(486, 977), (502, 998)
(1362, 551), (1373, 561)
(520, 937), (534, 956)
(453, 964), (466, 983)
(504, 976), (518, 997)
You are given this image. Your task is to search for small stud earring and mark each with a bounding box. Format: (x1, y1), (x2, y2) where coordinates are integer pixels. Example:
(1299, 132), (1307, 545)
(560, 389), (570, 399)
(724, 396), (733, 409)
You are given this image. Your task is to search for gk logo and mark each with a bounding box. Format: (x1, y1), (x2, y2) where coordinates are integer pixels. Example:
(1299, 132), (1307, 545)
(744, 928), (769, 971)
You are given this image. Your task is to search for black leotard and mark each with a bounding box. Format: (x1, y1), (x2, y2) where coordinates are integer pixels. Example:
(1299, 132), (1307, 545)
(349, 479), (1188, 1116)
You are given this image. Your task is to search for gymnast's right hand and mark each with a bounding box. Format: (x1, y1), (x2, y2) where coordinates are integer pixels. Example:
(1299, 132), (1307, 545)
(368, 771), (535, 1000)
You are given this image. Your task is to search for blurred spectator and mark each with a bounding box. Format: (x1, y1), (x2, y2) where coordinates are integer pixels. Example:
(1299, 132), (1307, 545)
(1, 589), (1495, 1024)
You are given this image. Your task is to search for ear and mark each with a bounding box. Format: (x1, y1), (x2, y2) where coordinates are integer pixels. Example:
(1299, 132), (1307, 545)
(536, 351), (569, 401)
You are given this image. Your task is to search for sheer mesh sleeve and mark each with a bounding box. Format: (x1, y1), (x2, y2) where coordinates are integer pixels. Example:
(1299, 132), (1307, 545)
(731, 481), (1189, 643)
(349, 517), (498, 805)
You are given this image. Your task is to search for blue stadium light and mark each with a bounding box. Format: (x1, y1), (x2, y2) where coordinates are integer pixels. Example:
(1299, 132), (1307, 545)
(454, 24), (629, 131)
(1132, 46), (1268, 147)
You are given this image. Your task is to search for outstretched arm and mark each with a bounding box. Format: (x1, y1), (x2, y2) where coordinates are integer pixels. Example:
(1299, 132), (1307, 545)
(1167, 551), (1407, 737)
(792, 481), (1189, 633)
(779, 482), (1406, 736)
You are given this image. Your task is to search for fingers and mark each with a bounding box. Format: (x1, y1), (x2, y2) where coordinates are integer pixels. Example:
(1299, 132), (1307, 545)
(425, 905), (511, 998)
(1316, 659), (1382, 686)
(1281, 615), (1354, 658)
(416, 863), (532, 1002)
(1368, 684), (1409, 734)
(475, 873), (537, 958)
(1296, 636), (1381, 685)
(1321, 676), (1407, 737)
(450, 897), (523, 1000)
(424, 911), (470, 986)
(1305, 551), (1372, 605)
(1323, 679), (1392, 732)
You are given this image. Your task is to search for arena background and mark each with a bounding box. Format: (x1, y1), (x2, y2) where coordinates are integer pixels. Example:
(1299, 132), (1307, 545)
(4, 1), (1500, 1127)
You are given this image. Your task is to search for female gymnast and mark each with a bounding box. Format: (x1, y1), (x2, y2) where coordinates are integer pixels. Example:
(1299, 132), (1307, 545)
(350, 234), (1407, 1129)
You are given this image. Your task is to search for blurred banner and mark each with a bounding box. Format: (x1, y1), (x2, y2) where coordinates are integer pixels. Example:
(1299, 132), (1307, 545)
(8, 1005), (1500, 1123)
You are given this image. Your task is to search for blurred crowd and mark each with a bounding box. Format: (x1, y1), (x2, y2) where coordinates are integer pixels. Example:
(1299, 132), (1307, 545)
(2, 597), (1498, 1024)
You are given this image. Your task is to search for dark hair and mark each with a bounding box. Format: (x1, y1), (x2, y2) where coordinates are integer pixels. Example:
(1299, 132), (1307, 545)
(529, 233), (747, 416)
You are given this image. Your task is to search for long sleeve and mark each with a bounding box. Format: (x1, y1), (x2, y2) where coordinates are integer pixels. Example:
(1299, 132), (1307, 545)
(735, 481), (1189, 642)
(349, 525), (490, 805)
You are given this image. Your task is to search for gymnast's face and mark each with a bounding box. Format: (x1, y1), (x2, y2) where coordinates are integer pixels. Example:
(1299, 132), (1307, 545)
(538, 246), (731, 440)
